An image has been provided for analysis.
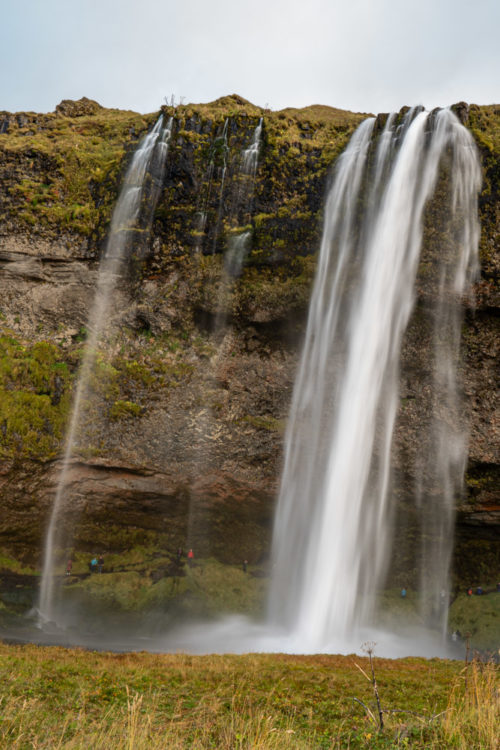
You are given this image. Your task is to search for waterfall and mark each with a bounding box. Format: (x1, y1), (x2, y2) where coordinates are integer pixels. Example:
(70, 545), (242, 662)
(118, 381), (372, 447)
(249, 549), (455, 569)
(214, 119), (263, 327)
(212, 119), (229, 252)
(225, 231), (251, 279)
(268, 109), (481, 649)
(242, 117), (263, 177)
(38, 116), (173, 625)
(222, 118), (263, 282)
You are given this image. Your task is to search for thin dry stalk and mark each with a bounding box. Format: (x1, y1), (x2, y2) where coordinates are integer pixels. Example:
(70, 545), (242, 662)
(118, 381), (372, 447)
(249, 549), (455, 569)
(361, 641), (384, 731)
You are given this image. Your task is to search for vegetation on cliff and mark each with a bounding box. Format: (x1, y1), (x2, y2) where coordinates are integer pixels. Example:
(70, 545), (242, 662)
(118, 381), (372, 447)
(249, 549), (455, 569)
(0, 105), (152, 238)
(0, 335), (72, 458)
(0, 96), (498, 629)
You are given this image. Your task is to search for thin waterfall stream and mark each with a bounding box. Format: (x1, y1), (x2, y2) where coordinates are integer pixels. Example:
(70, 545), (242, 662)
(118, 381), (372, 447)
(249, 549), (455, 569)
(212, 119), (229, 252)
(38, 116), (173, 625)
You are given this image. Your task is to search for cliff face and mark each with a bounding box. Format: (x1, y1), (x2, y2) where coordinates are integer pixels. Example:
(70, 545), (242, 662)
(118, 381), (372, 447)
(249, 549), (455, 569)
(0, 97), (497, 587)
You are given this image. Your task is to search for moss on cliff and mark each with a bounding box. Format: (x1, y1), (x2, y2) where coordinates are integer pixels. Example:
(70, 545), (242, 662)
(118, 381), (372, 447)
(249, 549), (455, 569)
(0, 333), (72, 458)
(448, 591), (500, 651)
(0, 107), (153, 238)
(467, 105), (500, 280)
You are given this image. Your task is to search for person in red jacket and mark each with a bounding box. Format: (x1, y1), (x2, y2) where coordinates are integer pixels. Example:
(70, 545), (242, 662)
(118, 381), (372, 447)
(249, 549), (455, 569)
(187, 549), (194, 567)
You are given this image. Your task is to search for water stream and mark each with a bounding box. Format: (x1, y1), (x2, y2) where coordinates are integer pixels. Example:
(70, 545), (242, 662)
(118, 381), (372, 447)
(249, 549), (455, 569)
(268, 108), (481, 650)
(38, 116), (173, 625)
(212, 119), (229, 253)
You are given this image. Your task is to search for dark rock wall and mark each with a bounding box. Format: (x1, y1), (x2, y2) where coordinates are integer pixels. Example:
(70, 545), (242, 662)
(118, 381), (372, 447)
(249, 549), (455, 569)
(0, 97), (497, 582)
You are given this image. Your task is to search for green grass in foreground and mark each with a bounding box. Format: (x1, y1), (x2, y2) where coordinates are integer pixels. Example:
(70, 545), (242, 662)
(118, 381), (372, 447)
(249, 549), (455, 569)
(0, 643), (497, 748)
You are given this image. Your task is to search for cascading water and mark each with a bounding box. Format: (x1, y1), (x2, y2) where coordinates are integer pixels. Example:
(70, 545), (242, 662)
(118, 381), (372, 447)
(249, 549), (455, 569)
(38, 116), (173, 625)
(268, 108), (481, 650)
(212, 119), (229, 252)
(220, 118), (263, 289)
(241, 117), (263, 177)
(225, 231), (252, 279)
(236, 117), (263, 211)
(212, 119), (263, 333)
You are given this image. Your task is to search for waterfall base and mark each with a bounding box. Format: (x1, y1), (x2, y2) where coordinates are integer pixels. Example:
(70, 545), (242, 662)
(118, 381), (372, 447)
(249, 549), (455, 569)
(2, 610), (460, 659)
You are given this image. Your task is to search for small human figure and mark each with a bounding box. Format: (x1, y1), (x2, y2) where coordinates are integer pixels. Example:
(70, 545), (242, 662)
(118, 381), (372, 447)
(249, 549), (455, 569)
(98, 555), (104, 574)
(66, 559), (72, 576)
(401, 588), (407, 598)
(467, 587), (473, 596)
(476, 586), (483, 595)
(451, 630), (458, 642)
(176, 547), (183, 564)
(242, 560), (248, 573)
(187, 549), (194, 568)
(90, 557), (97, 573)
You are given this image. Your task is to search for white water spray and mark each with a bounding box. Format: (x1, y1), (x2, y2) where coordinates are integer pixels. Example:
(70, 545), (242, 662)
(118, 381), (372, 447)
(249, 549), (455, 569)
(38, 116), (173, 625)
(268, 109), (481, 650)
(242, 117), (263, 179)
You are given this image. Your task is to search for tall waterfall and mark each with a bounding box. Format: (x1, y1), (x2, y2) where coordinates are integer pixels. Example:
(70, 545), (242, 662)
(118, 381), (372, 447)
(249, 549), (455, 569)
(38, 116), (173, 625)
(268, 109), (481, 649)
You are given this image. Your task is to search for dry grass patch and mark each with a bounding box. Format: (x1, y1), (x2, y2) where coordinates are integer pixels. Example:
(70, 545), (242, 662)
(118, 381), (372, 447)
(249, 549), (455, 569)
(0, 642), (497, 747)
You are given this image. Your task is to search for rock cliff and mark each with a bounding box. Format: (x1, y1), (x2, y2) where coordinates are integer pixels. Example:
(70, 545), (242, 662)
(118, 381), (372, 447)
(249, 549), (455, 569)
(0, 96), (497, 598)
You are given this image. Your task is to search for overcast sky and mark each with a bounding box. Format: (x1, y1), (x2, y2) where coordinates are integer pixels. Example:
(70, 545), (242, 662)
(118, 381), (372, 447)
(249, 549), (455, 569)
(1, 0), (498, 115)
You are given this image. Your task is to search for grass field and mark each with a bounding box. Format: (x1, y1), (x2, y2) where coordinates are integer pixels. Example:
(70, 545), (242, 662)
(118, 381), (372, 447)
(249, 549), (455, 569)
(0, 641), (497, 748)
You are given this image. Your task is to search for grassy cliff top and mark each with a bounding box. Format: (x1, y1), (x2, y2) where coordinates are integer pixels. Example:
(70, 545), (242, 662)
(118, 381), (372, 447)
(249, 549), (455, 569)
(0, 96), (365, 241)
(2, 95), (498, 245)
(0, 95), (365, 240)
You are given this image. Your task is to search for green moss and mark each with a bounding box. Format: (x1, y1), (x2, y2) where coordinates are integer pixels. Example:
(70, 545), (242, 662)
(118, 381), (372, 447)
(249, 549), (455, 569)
(118, 360), (155, 386)
(109, 399), (142, 420)
(0, 550), (36, 575)
(241, 415), (285, 434)
(465, 465), (499, 499)
(0, 332), (72, 459)
(60, 555), (267, 618)
(468, 105), (500, 153)
(448, 592), (500, 651)
(87, 356), (120, 399)
(0, 108), (153, 236)
(236, 255), (316, 317)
